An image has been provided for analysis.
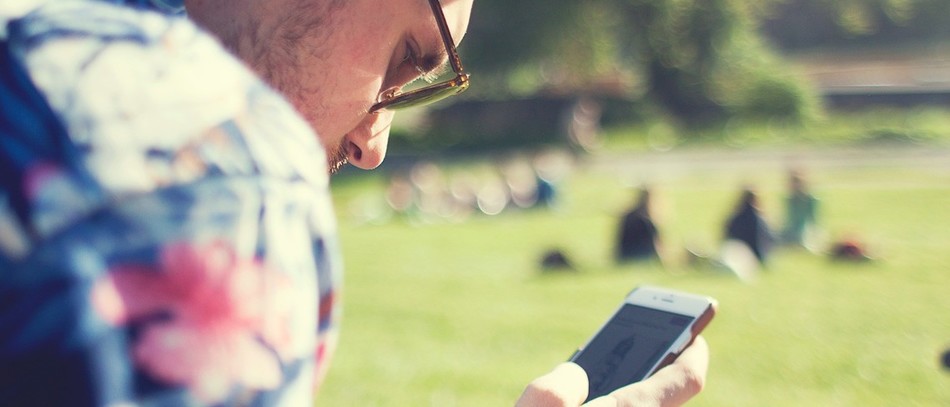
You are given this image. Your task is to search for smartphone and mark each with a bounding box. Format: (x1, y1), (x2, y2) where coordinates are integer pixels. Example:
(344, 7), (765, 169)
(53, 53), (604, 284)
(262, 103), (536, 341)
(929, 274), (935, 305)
(569, 285), (717, 402)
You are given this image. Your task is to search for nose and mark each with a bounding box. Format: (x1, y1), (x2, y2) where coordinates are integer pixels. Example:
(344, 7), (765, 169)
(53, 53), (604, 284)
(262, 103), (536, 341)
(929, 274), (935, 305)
(345, 110), (394, 170)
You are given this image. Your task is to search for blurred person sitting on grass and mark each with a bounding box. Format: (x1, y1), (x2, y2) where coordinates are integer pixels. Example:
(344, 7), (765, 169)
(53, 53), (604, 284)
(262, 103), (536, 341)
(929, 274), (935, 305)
(615, 187), (668, 267)
(0, 0), (708, 406)
(780, 169), (820, 250)
(718, 187), (774, 281)
(723, 187), (775, 266)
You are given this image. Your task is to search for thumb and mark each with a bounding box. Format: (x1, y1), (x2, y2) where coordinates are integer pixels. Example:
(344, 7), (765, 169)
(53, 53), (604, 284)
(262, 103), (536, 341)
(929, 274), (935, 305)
(515, 362), (589, 407)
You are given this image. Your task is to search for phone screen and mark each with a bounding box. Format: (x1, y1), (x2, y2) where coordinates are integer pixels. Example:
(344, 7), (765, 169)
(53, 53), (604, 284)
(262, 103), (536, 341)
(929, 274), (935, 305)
(572, 304), (695, 401)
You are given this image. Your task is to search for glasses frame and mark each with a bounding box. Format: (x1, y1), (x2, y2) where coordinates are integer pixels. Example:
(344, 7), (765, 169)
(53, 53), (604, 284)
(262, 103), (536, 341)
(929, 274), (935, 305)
(369, 0), (471, 113)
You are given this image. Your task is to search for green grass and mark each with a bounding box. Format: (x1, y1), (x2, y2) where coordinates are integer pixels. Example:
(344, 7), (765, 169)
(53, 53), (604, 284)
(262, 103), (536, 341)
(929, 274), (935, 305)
(316, 145), (950, 406)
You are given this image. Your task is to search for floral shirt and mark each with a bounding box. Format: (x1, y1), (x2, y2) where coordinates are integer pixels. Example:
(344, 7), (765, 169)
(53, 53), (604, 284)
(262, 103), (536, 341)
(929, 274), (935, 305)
(0, 1), (342, 406)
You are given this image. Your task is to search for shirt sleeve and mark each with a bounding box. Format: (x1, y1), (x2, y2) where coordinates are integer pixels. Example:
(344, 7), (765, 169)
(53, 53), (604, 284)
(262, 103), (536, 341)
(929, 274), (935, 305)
(0, 174), (339, 406)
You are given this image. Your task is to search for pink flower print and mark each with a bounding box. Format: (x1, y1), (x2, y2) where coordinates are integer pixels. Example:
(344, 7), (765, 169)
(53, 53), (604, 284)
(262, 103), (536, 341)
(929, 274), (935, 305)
(92, 240), (307, 403)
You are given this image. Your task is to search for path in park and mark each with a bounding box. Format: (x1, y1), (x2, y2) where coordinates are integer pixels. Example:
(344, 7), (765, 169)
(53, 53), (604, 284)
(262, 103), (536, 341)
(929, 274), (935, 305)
(586, 144), (950, 185)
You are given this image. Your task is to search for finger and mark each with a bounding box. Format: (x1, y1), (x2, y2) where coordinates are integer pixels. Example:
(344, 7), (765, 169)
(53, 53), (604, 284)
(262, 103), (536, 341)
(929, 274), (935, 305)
(673, 335), (709, 377)
(582, 396), (618, 407)
(515, 362), (589, 407)
(606, 336), (710, 407)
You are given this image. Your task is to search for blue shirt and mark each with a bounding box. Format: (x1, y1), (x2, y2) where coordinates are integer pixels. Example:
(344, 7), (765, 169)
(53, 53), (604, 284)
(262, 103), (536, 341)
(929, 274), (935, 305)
(0, 1), (342, 405)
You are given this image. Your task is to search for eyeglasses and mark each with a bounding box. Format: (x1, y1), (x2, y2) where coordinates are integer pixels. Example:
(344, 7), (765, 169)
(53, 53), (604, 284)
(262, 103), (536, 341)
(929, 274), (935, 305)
(369, 0), (471, 113)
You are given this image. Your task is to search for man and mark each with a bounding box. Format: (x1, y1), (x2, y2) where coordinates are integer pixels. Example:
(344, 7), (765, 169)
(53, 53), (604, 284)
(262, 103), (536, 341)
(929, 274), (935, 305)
(185, 0), (476, 174)
(0, 0), (707, 405)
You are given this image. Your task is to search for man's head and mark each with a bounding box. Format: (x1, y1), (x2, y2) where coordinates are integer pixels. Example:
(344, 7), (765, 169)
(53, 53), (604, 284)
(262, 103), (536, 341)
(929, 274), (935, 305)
(185, 0), (474, 173)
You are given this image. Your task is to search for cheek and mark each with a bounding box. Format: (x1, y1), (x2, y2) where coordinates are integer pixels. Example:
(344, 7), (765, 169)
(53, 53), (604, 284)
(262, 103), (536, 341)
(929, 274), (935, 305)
(306, 45), (388, 141)
(288, 73), (367, 143)
(296, 95), (358, 151)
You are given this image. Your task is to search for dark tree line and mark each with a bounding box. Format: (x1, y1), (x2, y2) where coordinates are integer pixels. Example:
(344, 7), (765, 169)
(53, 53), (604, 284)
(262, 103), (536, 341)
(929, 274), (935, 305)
(761, 0), (950, 50)
(455, 0), (945, 127)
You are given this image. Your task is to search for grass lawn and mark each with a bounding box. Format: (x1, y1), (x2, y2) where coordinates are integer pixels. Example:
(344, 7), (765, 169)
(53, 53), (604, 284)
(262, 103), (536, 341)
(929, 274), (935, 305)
(316, 144), (950, 406)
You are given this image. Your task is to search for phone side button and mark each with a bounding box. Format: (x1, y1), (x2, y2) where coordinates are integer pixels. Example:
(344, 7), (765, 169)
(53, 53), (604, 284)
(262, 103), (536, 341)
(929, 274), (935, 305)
(671, 331), (692, 353)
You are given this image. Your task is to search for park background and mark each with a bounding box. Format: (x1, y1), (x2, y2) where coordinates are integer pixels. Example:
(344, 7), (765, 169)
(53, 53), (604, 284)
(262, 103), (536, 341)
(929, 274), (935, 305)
(317, 0), (950, 405)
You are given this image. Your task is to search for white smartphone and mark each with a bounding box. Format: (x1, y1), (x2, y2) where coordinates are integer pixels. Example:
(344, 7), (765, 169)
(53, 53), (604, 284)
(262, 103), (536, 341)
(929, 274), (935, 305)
(569, 285), (717, 402)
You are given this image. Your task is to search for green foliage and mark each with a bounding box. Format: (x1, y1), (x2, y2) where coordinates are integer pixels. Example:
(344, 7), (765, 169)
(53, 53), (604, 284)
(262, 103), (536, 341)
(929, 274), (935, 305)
(703, 20), (822, 124)
(459, 0), (823, 133)
(457, 0), (950, 142)
(617, 0), (737, 123)
(729, 72), (820, 122)
(760, 0), (950, 50)
(615, 0), (824, 125)
(462, 0), (620, 97)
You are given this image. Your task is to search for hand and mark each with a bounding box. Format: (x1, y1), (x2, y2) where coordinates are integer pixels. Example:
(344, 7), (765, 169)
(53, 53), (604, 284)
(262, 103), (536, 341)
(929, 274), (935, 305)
(515, 336), (709, 407)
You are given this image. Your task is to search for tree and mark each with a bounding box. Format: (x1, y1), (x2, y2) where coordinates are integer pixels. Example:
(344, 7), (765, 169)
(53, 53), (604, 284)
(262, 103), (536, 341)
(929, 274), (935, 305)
(760, 0), (950, 50)
(460, 0), (819, 127)
(462, 0), (620, 97)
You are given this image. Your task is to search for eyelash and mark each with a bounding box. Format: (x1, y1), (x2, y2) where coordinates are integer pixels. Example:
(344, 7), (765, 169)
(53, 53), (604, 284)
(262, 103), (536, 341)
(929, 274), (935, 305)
(402, 41), (439, 84)
(402, 43), (420, 70)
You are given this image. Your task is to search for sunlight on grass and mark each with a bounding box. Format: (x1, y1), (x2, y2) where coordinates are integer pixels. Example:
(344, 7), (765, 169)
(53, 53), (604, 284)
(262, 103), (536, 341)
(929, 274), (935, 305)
(318, 145), (950, 406)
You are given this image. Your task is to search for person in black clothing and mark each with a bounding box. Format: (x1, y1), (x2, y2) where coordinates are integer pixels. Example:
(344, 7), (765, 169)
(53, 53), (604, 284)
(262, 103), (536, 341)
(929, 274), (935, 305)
(724, 188), (775, 264)
(616, 188), (664, 265)
(941, 347), (950, 371)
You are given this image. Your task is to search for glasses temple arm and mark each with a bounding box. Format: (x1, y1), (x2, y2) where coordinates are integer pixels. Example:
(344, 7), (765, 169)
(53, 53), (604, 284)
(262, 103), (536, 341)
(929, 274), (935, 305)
(428, 0), (467, 74)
